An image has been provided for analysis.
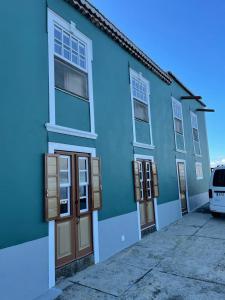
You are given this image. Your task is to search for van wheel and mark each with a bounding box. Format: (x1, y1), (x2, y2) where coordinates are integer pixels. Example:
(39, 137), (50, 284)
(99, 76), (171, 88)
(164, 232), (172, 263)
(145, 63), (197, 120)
(211, 212), (220, 218)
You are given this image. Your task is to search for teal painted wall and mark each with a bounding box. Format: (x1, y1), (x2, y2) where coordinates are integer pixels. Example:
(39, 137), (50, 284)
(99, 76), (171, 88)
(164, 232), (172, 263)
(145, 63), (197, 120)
(55, 89), (91, 131)
(135, 120), (151, 144)
(0, 0), (49, 249)
(0, 0), (210, 249)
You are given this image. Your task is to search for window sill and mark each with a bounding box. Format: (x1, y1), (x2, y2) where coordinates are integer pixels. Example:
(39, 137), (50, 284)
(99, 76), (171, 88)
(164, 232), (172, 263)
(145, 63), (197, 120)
(46, 123), (98, 139)
(176, 149), (186, 154)
(195, 154), (202, 158)
(133, 142), (155, 150)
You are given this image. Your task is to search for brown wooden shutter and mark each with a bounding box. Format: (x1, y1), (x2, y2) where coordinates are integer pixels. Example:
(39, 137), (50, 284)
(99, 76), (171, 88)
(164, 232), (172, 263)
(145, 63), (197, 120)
(91, 157), (102, 210)
(133, 161), (141, 201)
(45, 154), (60, 221)
(151, 162), (159, 198)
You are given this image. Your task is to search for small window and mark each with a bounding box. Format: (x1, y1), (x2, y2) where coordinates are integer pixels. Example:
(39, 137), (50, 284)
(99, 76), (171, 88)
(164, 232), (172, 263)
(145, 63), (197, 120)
(134, 100), (149, 122)
(195, 162), (203, 180)
(55, 58), (88, 99)
(213, 169), (225, 187)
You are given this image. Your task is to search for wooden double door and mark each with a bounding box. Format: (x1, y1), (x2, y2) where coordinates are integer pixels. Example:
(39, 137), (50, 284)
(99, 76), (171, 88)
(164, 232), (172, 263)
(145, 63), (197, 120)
(55, 151), (93, 267)
(137, 159), (156, 230)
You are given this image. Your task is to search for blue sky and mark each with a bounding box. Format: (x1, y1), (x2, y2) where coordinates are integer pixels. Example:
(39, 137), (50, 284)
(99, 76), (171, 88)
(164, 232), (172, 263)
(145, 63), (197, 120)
(89, 0), (225, 165)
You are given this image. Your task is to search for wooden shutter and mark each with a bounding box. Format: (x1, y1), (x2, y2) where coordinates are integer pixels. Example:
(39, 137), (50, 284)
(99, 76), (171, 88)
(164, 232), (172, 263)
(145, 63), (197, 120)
(91, 157), (102, 210)
(151, 162), (159, 198)
(45, 154), (60, 221)
(133, 161), (141, 201)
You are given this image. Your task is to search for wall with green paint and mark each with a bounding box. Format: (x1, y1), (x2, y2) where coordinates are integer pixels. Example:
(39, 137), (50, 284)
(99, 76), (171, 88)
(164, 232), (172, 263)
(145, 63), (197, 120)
(0, 0), (49, 249)
(55, 89), (91, 131)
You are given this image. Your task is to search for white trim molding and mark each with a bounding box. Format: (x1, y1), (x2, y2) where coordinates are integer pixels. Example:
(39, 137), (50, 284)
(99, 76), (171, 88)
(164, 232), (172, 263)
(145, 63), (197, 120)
(46, 123), (97, 139)
(48, 142), (99, 288)
(47, 9), (96, 137)
(133, 142), (155, 150)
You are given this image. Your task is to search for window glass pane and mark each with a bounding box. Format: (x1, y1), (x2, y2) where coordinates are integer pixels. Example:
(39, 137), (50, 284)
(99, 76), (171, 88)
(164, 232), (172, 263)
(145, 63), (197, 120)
(79, 57), (86, 69)
(63, 47), (70, 60)
(63, 32), (70, 46)
(54, 58), (88, 99)
(134, 100), (149, 122)
(80, 198), (87, 210)
(72, 52), (78, 65)
(193, 128), (199, 141)
(175, 118), (183, 134)
(79, 185), (87, 197)
(79, 171), (87, 183)
(79, 158), (87, 170)
(79, 42), (86, 56)
(60, 187), (69, 199)
(60, 171), (69, 184)
(213, 170), (225, 187)
(54, 41), (62, 55)
(54, 26), (62, 41)
(60, 157), (68, 171)
(72, 38), (78, 51)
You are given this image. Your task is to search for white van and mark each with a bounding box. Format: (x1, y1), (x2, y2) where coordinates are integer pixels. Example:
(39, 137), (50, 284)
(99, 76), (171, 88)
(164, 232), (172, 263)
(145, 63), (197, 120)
(209, 166), (225, 217)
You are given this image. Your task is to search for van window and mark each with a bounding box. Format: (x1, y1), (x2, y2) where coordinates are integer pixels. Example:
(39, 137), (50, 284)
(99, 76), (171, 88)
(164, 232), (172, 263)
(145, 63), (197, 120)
(213, 169), (225, 187)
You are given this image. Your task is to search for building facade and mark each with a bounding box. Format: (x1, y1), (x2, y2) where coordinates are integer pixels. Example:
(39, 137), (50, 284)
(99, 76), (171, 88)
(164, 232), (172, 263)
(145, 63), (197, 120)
(0, 1), (211, 299)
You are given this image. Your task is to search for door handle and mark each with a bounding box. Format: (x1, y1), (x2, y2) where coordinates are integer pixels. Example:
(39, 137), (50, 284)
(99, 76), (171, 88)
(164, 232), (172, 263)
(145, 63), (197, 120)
(76, 217), (80, 224)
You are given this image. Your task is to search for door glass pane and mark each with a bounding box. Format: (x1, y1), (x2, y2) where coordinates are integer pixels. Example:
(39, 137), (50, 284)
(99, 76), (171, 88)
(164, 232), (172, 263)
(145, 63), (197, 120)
(80, 198), (87, 210)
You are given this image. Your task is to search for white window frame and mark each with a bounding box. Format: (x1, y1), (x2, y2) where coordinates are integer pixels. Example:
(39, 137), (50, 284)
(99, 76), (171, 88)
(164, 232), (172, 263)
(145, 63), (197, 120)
(59, 155), (71, 217)
(191, 111), (201, 156)
(172, 97), (186, 153)
(195, 162), (203, 180)
(47, 9), (96, 139)
(130, 68), (154, 150)
(78, 157), (89, 213)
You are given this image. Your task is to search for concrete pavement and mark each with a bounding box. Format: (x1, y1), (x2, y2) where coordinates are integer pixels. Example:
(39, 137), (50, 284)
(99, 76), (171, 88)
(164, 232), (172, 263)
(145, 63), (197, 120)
(57, 208), (225, 299)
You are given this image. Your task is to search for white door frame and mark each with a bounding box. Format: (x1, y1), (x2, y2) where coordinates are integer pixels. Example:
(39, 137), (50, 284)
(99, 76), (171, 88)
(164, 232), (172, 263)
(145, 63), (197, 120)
(134, 154), (159, 240)
(48, 142), (99, 288)
(176, 159), (190, 215)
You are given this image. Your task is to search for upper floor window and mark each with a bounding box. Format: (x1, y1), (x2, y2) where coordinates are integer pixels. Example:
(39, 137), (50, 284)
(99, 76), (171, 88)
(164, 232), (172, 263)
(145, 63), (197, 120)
(54, 24), (89, 100)
(172, 98), (185, 151)
(191, 112), (201, 155)
(131, 74), (149, 123)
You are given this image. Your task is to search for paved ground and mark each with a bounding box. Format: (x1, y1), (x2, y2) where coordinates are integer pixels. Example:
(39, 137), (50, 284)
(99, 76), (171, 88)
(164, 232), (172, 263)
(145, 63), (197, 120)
(57, 208), (225, 299)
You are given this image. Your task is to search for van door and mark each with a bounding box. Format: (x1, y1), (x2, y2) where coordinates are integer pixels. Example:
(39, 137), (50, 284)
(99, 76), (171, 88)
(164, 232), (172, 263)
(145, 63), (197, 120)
(212, 169), (225, 206)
